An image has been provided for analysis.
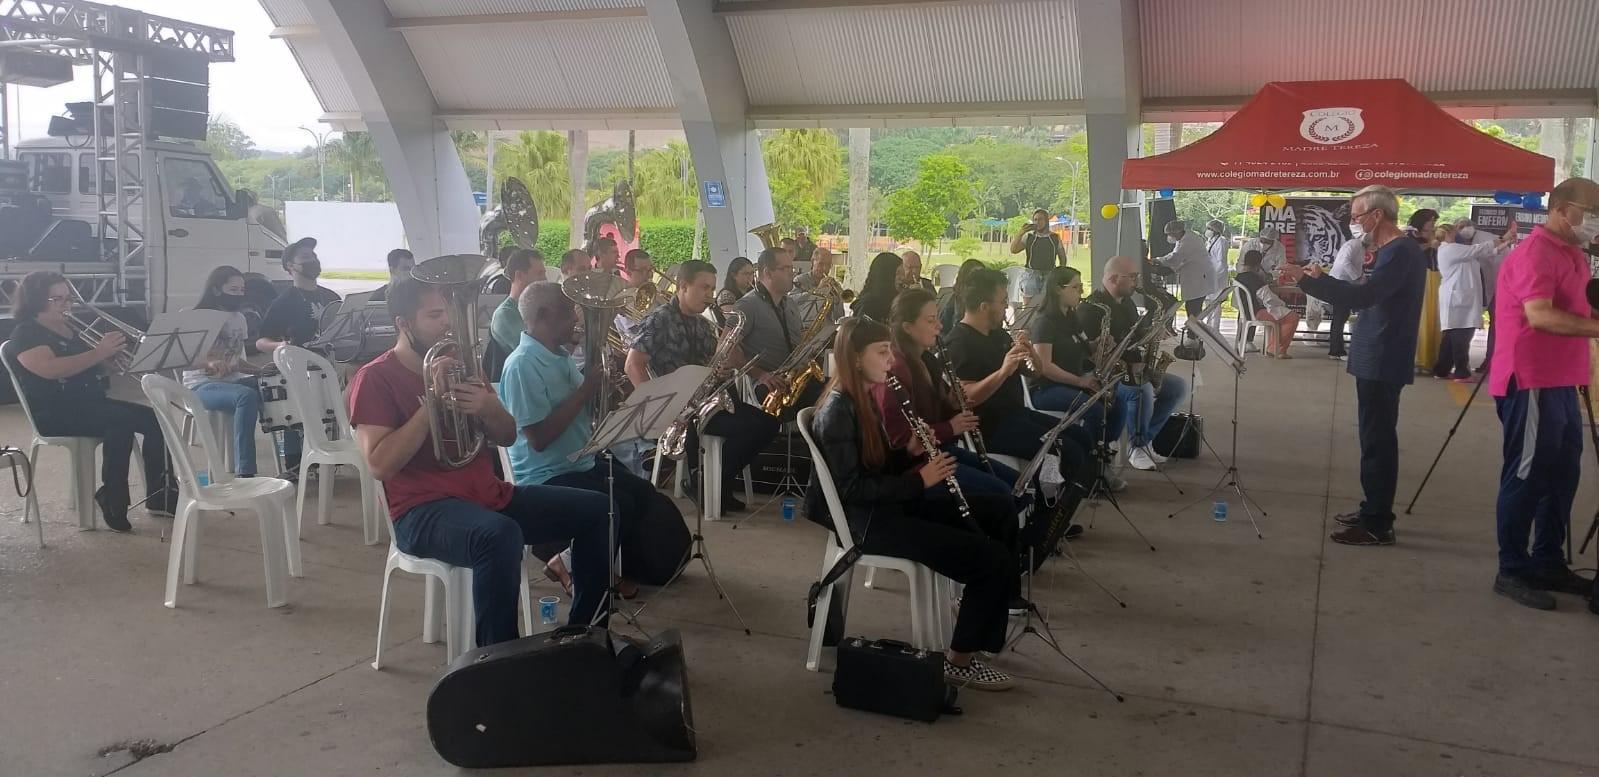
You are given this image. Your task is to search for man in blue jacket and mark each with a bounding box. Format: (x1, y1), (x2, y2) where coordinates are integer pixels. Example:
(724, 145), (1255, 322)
(1284, 185), (1426, 546)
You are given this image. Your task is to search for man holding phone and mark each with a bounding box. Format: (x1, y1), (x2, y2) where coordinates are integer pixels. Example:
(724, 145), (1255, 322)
(1009, 208), (1068, 310)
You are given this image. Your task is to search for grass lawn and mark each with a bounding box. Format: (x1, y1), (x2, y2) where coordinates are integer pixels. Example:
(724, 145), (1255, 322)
(323, 270), (389, 280)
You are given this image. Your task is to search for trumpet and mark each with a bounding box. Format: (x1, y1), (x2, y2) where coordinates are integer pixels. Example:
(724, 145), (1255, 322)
(66, 288), (143, 374)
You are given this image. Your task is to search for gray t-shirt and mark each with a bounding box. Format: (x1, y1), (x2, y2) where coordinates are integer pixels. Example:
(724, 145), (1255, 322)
(183, 310), (250, 388)
(732, 285), (808, 373)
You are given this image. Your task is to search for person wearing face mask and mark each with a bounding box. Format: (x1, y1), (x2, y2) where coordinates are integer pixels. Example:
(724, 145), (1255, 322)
(1154, 219), (1213, 321)
(1405, 209), (1443, 372)
(1482, 177), (1599, 613)
(187, 266), (270, 479)
(257, 237), (341, 353)
(1203, 219), (1231, 325)
(1433, 220), (1517, 381)
(1326, 211), (1372, 360)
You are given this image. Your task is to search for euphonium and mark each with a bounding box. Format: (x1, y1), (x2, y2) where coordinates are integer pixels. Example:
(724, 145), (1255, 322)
(748, 222), (781, 249)
(660, 310), (748, 460)
(759, 291), (835, 416)
(563, 270), (634, 429)
(413, 254), (490, 469)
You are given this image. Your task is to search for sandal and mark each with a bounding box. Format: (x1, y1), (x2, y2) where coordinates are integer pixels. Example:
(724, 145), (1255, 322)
(543, 558), (574, 596)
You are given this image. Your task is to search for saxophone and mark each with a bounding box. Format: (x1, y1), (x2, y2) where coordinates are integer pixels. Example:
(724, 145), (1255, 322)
(885, 374), (970, 522)
(759, 292), (836, 416)
(659, 311), (749, 460)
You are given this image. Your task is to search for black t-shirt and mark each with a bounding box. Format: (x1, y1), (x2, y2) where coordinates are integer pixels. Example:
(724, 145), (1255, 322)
(260, 285), (340, 345)
(1022, 230), (1062, 272)
(484, 273), (511, 295)
(1029, 309), (1089, 388)
(944, 321), (1022, 430)
(7, 319), (106, 413)
(1077, 289), (1148, 368)
(1235, 270), (1268, 309)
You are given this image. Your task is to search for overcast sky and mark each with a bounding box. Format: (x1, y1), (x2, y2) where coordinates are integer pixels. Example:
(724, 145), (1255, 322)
(12, 0), (326, 152)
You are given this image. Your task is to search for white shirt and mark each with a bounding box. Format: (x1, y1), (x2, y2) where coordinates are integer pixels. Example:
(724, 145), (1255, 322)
(1155, 231), (1213, 299)
(1205, 233), (1231, 295)
(1330, 239), (1367, 283)
(1436, 239), (1495, 330)
(1243, 237), (1286, 277)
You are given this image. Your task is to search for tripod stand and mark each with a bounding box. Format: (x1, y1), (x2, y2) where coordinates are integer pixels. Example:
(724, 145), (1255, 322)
(589, 452), (649, 637)
(1004, 545), (1124, 702)
(1404, 374), (1488, 514)
(647, 454), (752, 634)
(1169, 351), (1265, 538)
(1081, 437), (1157, 552)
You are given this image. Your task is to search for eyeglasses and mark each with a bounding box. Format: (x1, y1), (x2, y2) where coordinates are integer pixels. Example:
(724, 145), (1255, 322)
(45, 295), (70, 304)
(1349, 209), (1374, 222)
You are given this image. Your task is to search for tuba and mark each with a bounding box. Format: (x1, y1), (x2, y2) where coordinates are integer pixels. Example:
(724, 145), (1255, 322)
(659, 310), (748, 460)
(477, 176), (539, 257)
(748, 222), (781, 249)
(563, 270), (634, 429)
(414, 254), (491, 469)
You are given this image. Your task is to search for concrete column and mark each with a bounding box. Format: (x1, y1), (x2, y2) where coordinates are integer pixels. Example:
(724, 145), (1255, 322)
(1087, 112), (1143, 282)
(847, 128), (871, 287)
(303, 0), (478, 258)
(643, 0), (773, 271)
(567, 130), (588, 251)
(1583, 115), (1597, 180)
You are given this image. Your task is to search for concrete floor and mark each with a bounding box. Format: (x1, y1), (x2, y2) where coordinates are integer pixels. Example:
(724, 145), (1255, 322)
(1, 339), (1596, 777)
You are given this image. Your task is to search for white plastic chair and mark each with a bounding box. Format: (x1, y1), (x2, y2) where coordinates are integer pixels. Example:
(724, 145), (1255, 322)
(4, 339), (102, 530)
(141, 375), (295, 609)
(371, 491), (538, 668)
(0, 447), (41, 547)
(796, 407), (945, 671)
(1004, 265), (1028, 307)
(934, 264), (960, 290)
(273, 346), (385, 546)
(1231, 282), (1273, 356)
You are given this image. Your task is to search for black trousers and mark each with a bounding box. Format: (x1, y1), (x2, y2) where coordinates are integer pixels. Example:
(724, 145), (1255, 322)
(1328, 305), (1351, 357)
(1480, 303), (1496, 373)
(984, 408), (1095, 526)
(543, 461), (647, 558)
(35, 397), (170, 505)
(856, 500), (1014, 654)
(1432, 328), (1474, 378)
(1354, 379), (1404, 531)
(695, 398), (781, 494)
(1184, 296), (1206, 319)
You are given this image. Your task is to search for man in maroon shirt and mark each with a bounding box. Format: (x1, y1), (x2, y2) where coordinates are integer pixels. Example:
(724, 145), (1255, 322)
(348, 280), (612, 647)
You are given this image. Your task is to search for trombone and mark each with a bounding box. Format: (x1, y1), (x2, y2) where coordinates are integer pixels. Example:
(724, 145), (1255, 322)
(65, 286), (144, 374)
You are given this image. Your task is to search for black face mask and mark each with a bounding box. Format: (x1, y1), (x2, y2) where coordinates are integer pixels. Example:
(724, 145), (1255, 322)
(217, 293), (245, 312)
(298, 260), (321, 279)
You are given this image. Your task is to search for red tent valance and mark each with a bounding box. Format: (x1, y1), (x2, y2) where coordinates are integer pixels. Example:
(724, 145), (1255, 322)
(1122, 79), (1554, 194)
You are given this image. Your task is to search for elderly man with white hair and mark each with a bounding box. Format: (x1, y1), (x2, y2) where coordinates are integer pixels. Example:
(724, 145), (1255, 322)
(1283, 185), (1427, 547)
(1078, 255), (1190, 471)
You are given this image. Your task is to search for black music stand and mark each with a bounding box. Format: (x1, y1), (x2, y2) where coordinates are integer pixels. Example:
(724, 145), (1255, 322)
(125, 311), (229, 512)
(1166, 318), (1265, 538)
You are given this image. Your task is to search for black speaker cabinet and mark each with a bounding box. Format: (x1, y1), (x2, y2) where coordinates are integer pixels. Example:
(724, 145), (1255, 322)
(426, 626), (696, 768)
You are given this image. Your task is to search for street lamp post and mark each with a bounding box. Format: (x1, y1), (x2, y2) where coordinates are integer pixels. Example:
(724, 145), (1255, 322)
(299, 125), (331, 200)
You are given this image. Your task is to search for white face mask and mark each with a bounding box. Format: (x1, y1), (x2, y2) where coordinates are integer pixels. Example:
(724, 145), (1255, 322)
(1573, 212), (1599, 245)
(1348, 223), (1365, 239)
(1458, 226), (1476, 241)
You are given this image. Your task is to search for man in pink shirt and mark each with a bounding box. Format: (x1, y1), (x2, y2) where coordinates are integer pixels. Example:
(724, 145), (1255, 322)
(1488, 177), (1599, 612)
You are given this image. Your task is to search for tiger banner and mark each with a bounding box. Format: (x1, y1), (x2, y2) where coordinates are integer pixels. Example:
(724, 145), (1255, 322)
(1256, 196), (1350, 268)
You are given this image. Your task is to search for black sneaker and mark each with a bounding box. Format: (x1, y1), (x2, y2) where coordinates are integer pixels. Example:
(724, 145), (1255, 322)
(1332, 511), (1361, 527)
(1329, 525), (1394, 546)
(1063, 524), (1084, 540)
(943, 659), (1015, 691)
(1527, 566), (1593, 597)
(95, 486), (132, 533)
(1494, 573), (1556, 611)
(1007, 596), (1032, 617)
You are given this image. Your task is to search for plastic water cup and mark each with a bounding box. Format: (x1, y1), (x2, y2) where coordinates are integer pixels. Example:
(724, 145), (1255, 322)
(781, 497), (796, 522)
(538, 595), (559, 626)
(196, 471), (210, 487)
(1212, 501), (1228, 522)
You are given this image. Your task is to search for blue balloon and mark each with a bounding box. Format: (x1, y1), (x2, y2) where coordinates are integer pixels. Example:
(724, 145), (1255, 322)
(1522, 193), (1543, 210)
(1158, 188), (1174, 198)
(1493, 191), (1516, 205)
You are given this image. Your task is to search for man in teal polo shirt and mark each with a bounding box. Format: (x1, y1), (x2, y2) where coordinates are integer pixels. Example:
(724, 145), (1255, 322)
(498, 282), (688, 588)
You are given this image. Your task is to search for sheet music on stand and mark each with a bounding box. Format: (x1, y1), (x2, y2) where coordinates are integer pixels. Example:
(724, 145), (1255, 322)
(126, 310), (231, 375)
(569, 365), (711, 461)
(1184, 318), (1244, 373)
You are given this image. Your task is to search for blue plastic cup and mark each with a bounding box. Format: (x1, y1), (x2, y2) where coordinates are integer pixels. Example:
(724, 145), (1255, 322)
(781, 497), (796, 522)
(538, 595), (559, 626)
(1212, 501), (1228, 522)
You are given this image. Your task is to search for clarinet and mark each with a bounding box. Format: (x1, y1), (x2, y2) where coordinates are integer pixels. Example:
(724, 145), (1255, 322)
(885, 374), (971, 521)
(932, 337), (993, 474)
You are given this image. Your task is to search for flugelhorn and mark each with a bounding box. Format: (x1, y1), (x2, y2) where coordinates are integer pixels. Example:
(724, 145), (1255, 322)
(66, 286), (143, 374)
(414, 254), (489, 469)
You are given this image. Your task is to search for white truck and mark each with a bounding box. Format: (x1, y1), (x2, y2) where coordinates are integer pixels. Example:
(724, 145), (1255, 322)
(4, 135), (288, 325)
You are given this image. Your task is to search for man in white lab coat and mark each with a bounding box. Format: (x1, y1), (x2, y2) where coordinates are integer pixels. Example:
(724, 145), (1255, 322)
(1154, 220), (1213, 319)
(1203, 219), (1231, 327)
(1243, 225), (1287, 277)
(1326, 233), (1369, 360)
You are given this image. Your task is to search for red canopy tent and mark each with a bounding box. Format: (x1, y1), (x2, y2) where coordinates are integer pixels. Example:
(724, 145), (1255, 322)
(1122, 79), (1554, 194)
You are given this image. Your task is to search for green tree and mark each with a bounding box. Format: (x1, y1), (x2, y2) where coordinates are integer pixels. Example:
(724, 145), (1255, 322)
(200, 115), (257, 162)
(771, 167), (827, 233)
(328, 132), (385, 202)
(884, 192), (946, 247)
(587, 148), (628, 188)
(634, 140), (696, 219)
(493, 130), (570, 218)
(763, 129), (844, 201)
(886, 154), (976, 251)
(869, 134), (944, 192)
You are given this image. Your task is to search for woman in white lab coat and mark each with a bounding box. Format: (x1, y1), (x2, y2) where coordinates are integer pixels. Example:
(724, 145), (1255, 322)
(1433, 219), (1516, 380)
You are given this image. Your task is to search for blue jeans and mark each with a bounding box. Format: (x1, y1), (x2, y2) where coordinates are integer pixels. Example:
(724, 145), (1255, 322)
(1031, 382), (1127, 445)
(192, 377), (261, 476)
(1494, 381), (1580, 576)
(393, 484), (612, 648)
(1123, 374), (1188, 447)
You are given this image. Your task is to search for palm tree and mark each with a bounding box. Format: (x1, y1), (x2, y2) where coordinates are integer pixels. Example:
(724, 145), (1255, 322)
(329, 131), (384, 202)
(635, 140), (696, 219)
(763, 129), (844, 202)
(493, 130), (570, 218)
